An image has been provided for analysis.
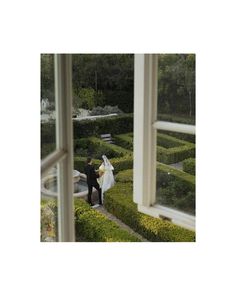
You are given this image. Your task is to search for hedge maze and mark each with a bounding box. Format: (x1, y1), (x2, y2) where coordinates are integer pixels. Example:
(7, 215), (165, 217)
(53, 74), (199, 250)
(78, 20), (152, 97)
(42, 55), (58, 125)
(41, 114), (196, 241)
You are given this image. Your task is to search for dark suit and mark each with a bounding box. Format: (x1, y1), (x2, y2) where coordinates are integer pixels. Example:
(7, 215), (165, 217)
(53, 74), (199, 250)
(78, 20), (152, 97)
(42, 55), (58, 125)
(84, 164), (102, 205)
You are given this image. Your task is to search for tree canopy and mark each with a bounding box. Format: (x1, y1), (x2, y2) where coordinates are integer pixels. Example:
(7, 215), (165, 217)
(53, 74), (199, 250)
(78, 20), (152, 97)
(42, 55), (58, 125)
(41, 54), (195, 116)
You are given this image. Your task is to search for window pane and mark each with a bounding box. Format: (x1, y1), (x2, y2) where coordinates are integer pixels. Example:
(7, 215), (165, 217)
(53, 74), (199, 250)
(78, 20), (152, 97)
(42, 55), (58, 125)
(41, 166), (58, 242)
(41, 54), (56, 159)
(156, 130), (195, 215)
(157, 54), (195, 124)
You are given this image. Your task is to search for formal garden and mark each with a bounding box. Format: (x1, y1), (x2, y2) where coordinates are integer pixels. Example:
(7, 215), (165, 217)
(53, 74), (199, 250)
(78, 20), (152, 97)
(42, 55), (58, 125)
(41, 113), (195, 242)
(41, 54), (195, 242)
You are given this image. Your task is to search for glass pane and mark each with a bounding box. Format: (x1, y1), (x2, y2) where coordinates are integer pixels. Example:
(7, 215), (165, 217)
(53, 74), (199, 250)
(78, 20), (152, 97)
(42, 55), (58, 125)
(41, 54), (56, 159)
(157, 54), (195, 124)
(41, 166), (58, 242)
(156, 130), (195, 215)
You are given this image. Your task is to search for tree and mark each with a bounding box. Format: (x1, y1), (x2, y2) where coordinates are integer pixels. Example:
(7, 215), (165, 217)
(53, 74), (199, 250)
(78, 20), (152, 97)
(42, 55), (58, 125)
(41, 54), (54, 102)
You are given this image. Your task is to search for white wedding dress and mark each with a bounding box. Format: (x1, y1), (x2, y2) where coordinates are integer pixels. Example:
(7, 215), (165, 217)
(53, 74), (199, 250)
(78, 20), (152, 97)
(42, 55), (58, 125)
(98, 155), (115, 201)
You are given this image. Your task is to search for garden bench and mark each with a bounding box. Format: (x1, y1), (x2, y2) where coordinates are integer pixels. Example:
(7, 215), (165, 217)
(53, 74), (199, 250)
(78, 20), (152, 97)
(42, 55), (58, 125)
(100, 133), (113, 144)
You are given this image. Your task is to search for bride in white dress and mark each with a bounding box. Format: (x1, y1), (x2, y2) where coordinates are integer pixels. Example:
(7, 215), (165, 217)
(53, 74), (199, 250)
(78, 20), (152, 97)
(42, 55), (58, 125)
(97, 155), (115, 201)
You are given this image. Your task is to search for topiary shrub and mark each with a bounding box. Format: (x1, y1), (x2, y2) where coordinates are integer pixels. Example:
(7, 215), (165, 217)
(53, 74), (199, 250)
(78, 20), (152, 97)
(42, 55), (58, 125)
(74, 199), (141, 242)
(183, 158), (195, 175)
(104, 182), (195, 242)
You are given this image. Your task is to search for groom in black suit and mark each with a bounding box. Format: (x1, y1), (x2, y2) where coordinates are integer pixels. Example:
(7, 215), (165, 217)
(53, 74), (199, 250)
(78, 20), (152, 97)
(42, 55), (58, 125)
(84, 157), (102, 206)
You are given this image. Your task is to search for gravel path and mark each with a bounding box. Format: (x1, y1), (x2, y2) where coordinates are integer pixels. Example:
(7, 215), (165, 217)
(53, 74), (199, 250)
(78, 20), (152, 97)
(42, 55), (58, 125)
(95, 206), (148, 242)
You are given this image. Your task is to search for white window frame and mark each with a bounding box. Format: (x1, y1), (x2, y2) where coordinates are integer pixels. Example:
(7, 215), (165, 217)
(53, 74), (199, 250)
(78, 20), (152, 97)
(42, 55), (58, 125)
(133, 54), (195, 231)
(41, 54), (75, 242)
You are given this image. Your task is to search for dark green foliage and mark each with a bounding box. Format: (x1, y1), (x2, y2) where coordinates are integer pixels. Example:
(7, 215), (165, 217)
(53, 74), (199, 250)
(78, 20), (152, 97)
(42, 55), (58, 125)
(41, 114), (133, 145)
(74, 199), (141, 242)
(109, 155), (133, 173)
(156, 133), (195, 164)
(115, 169), (134, 183)
(90, 105), (123, 116)
(41, 143), (55, 159)
(115, 164), (195, 215)
(157, 162), (195, 214)
(72, 54), (134, 113)
(74, 136), (131, 159)
(113, 133), (133, 150)
(104, 182), (195, 242)
(159, 130), (195, 143)
(74, 155), (133, 174)
(183, 158), (196, 175)
(41, 122), (56, 144)
(158, 54), (195, 117)
(41, 54), (54, 102)
(74, 156), (101, 173)
(113, 132), (195, 164)
(158, 113), (195, 125)
(102, 90), (133, 113)
(157, 162), (195, 191)
(73, 114), (133, 139)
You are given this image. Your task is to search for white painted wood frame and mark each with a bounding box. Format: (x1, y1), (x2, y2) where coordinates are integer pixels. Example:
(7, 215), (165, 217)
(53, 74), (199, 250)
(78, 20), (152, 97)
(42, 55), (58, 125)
(133, 54), (158, 207)
(41, 54), (75, 242)
(133, 54), (195, 231)
(54, 54), (75, 242)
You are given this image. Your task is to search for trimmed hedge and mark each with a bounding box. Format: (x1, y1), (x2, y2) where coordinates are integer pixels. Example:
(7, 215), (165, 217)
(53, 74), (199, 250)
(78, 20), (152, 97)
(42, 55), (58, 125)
(157, 133), (195, 164)
(104, 182), (195, 242)
(115, 163), (195, 191)
(74, 155), (133, 174)
(113, 132), (195, 164)
(41, 114), (133, 144)
(73, 113), (133, 139)
(158, 113), (195, 125)
(74, 199), (141, 242)
(183, 158), (195, 175)
(157, 162), (195, 190)
(74, 136), (132, 159)
(115, 164), (195, 215)
(159, 130), (195, 144)
(113, 133), (133, 150)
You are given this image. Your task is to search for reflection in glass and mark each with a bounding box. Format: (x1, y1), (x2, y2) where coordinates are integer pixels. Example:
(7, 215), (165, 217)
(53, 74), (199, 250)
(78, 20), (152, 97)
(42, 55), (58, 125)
(41, 166), (58, 242)
(156, 130), (195, 216)
(157, 54), (195, 123)
(41, 54), (56, 160)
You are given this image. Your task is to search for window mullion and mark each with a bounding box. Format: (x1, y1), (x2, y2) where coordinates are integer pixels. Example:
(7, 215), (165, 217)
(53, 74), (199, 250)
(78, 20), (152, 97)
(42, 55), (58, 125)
(54, 54), (74, 242)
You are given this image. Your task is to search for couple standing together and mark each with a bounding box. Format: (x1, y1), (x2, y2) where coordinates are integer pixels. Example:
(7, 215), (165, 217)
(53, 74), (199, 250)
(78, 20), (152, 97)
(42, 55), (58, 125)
(84, 155), (115, 206)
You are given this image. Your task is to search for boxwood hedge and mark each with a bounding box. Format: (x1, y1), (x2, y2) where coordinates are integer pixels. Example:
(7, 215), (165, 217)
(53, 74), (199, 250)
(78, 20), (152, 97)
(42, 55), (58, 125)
(74, 136), (132, 159)
(41, 199), (141, 242)
(73, 113), (133, 139)
(183, 158), (196, 175)
(115, 164), (195, 215)
(104, 182), (195, 242)
(113, 132), (195, 164)
(74, 155), (133, 174)
(41, 114), (133, 144)
(74, 199), (141, 242)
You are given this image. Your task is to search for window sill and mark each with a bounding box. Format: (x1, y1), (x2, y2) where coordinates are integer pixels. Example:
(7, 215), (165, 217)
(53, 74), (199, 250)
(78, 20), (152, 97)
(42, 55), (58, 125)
(138, 204), (195, 231)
